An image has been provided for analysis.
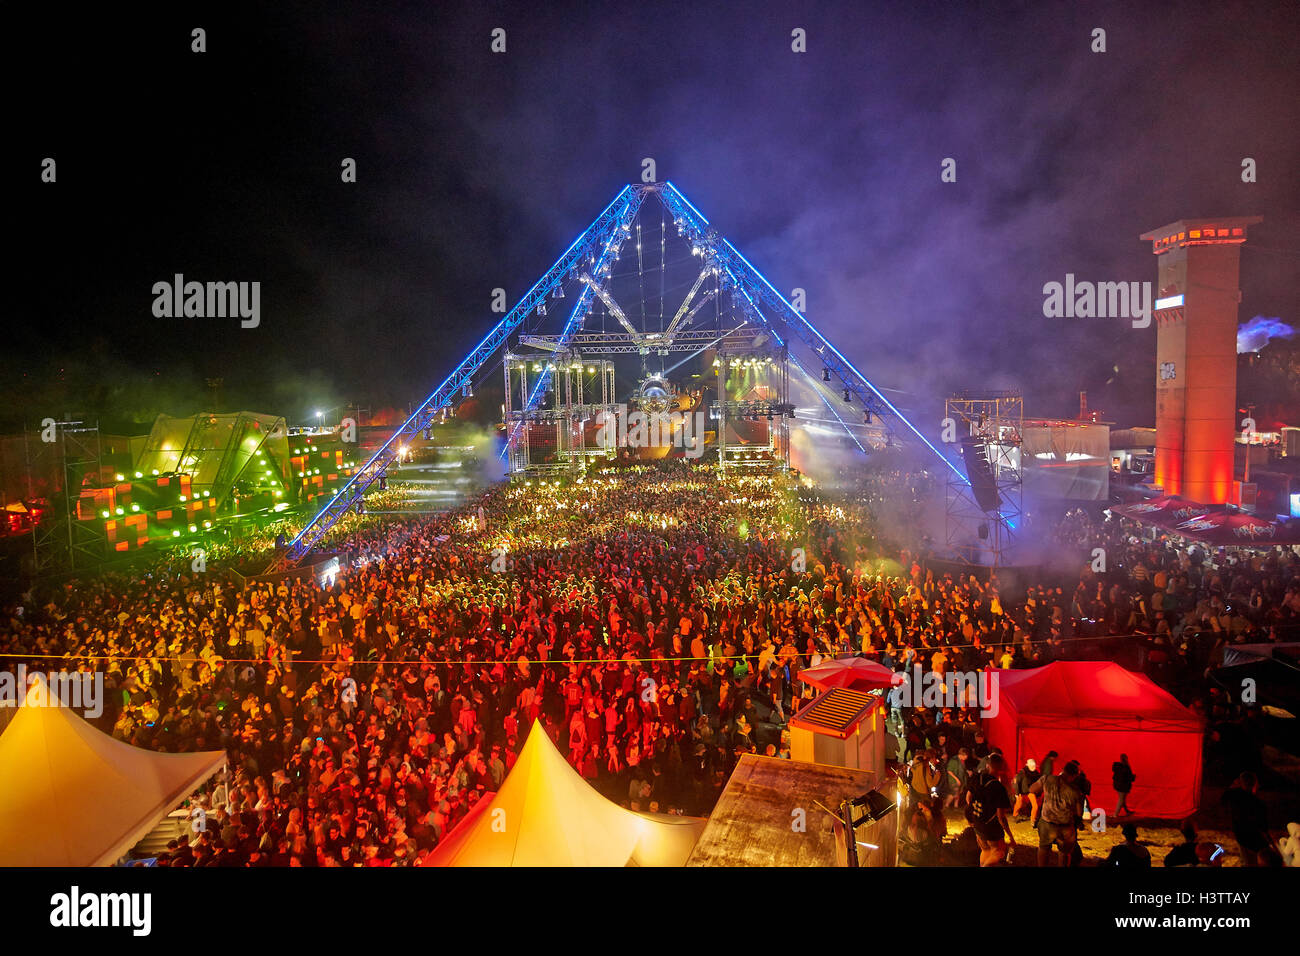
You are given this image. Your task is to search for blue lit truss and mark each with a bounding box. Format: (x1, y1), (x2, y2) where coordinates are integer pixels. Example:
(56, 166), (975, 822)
(501, 187), (648, 457)
(281, 180), (960, 566)
(657, 182), (964, 481)
(281, 185), (642, 564)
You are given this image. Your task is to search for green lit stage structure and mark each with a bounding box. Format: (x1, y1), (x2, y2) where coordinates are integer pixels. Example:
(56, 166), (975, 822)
(75, 411), (360, 554)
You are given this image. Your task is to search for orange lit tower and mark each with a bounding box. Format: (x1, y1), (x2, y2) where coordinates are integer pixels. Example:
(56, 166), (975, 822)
(1140, 217), (1260, 504)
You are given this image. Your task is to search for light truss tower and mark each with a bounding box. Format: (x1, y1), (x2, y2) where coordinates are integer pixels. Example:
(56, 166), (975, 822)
(281, 180), (962, 566)
(713, 346), (792, 472)
(26, 420), (106, 573)
(944, 392), (1023, 567)
(503, 352), (616, 476)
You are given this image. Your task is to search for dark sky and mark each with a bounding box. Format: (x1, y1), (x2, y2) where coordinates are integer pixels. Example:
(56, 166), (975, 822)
(11, 0), (1299, 434)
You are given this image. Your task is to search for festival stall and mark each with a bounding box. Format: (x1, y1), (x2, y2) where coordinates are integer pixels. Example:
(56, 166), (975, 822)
(984, 661), (1203, 819)
(1110, 494), (1207, 530)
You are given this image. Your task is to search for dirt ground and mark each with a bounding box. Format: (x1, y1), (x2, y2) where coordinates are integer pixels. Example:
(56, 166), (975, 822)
(930, 746), (1300, 867)
(936, 807), (1246, 866)
(899, 729), (1300, 867)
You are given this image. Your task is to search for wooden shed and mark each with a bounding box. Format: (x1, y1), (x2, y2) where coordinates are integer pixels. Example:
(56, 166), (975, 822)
(789, 687), (889, 778)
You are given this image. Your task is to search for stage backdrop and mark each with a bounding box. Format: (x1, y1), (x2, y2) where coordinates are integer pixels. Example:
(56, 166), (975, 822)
(1020, 421), (1110, 501)
(985, 661), (1202, 820)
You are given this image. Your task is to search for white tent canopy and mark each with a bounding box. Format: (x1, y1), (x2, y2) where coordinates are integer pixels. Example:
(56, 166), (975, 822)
(0, 678), (225, 866)
(430, 720), (704, 866)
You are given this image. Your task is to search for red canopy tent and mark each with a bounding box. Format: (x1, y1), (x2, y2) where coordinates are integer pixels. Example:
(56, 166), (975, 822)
(984, 661), (1203, 819)
(1168, 510), (1298, 546)
(1111, 494), (1206, 529)
(798, 657), (903, 692)
(1112, 496), (1299, 545)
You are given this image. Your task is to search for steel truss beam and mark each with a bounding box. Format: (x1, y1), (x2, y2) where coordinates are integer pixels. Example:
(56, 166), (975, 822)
(518, 327), (757, 354)
(501, 188), (649, 456)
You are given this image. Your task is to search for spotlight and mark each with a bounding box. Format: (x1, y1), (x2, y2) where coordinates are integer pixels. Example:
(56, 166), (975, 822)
(852, 788), (898, 822)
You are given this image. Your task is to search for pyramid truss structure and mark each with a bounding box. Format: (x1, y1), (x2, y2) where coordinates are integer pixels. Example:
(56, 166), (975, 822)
(282, 181), (962, 565)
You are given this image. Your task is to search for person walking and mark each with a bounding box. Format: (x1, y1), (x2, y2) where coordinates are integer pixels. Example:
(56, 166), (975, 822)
(965, 753), (1017, 866)
(1030, 759), (1084, 867)
(1012, 758), (1040, 822)
(1112, 753), (1136, 816)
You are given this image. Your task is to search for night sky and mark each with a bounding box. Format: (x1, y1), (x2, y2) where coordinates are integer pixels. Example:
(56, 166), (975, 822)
(10, 0), (1299, 435)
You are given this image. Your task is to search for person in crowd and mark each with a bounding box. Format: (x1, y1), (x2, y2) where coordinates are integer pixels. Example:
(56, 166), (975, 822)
(1011, 757), (1040, 822)
(1105, 822), (1151, 867)
(965, 752), (1017, 866)
(1030, 759), (1084, 867)
(1221, 771), (1279, 866)
(944, 747), (969, 810)
(1111, 753), (1136, 817)
(908, 749), (942, 808)
(1039, 750), (1059, 781)
(1163, 822), (1203, 867)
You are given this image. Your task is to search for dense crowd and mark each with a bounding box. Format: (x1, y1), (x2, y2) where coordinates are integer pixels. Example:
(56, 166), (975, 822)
(895, 506), (1300, 866)
(2, 461), (1297, 867)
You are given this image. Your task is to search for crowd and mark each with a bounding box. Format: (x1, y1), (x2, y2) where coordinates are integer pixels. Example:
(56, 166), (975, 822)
(2, 460), (1297, 867)
(893, 505), (1300, 866)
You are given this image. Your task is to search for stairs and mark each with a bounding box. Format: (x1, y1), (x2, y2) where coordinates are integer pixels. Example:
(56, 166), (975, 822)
(131, 809), (191, 858)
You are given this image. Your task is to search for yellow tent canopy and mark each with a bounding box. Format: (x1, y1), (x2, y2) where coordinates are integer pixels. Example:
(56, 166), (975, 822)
(0, 678), (226, 867)
(430, 720), (704, 866)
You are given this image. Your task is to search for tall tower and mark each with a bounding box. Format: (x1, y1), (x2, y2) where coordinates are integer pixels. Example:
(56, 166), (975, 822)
(1140, 216), (1260, 504)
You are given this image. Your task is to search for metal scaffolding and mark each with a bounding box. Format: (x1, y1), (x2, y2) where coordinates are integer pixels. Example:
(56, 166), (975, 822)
(25, 420), (105, 573)
(713, 345), (792, 473)
(944, 392), (1023, 567)
(504, 353), (616, 477)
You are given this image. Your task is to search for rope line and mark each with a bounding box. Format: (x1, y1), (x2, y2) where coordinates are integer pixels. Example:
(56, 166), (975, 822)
(0, 623), (1251, 669)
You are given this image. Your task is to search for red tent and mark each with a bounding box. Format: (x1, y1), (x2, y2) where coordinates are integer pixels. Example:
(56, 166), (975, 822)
(984, 661), (1203, 819)
(1111, 494), (1205, 529)
(1168, 510), (1298, 546)
(798, 657), (903, 692)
